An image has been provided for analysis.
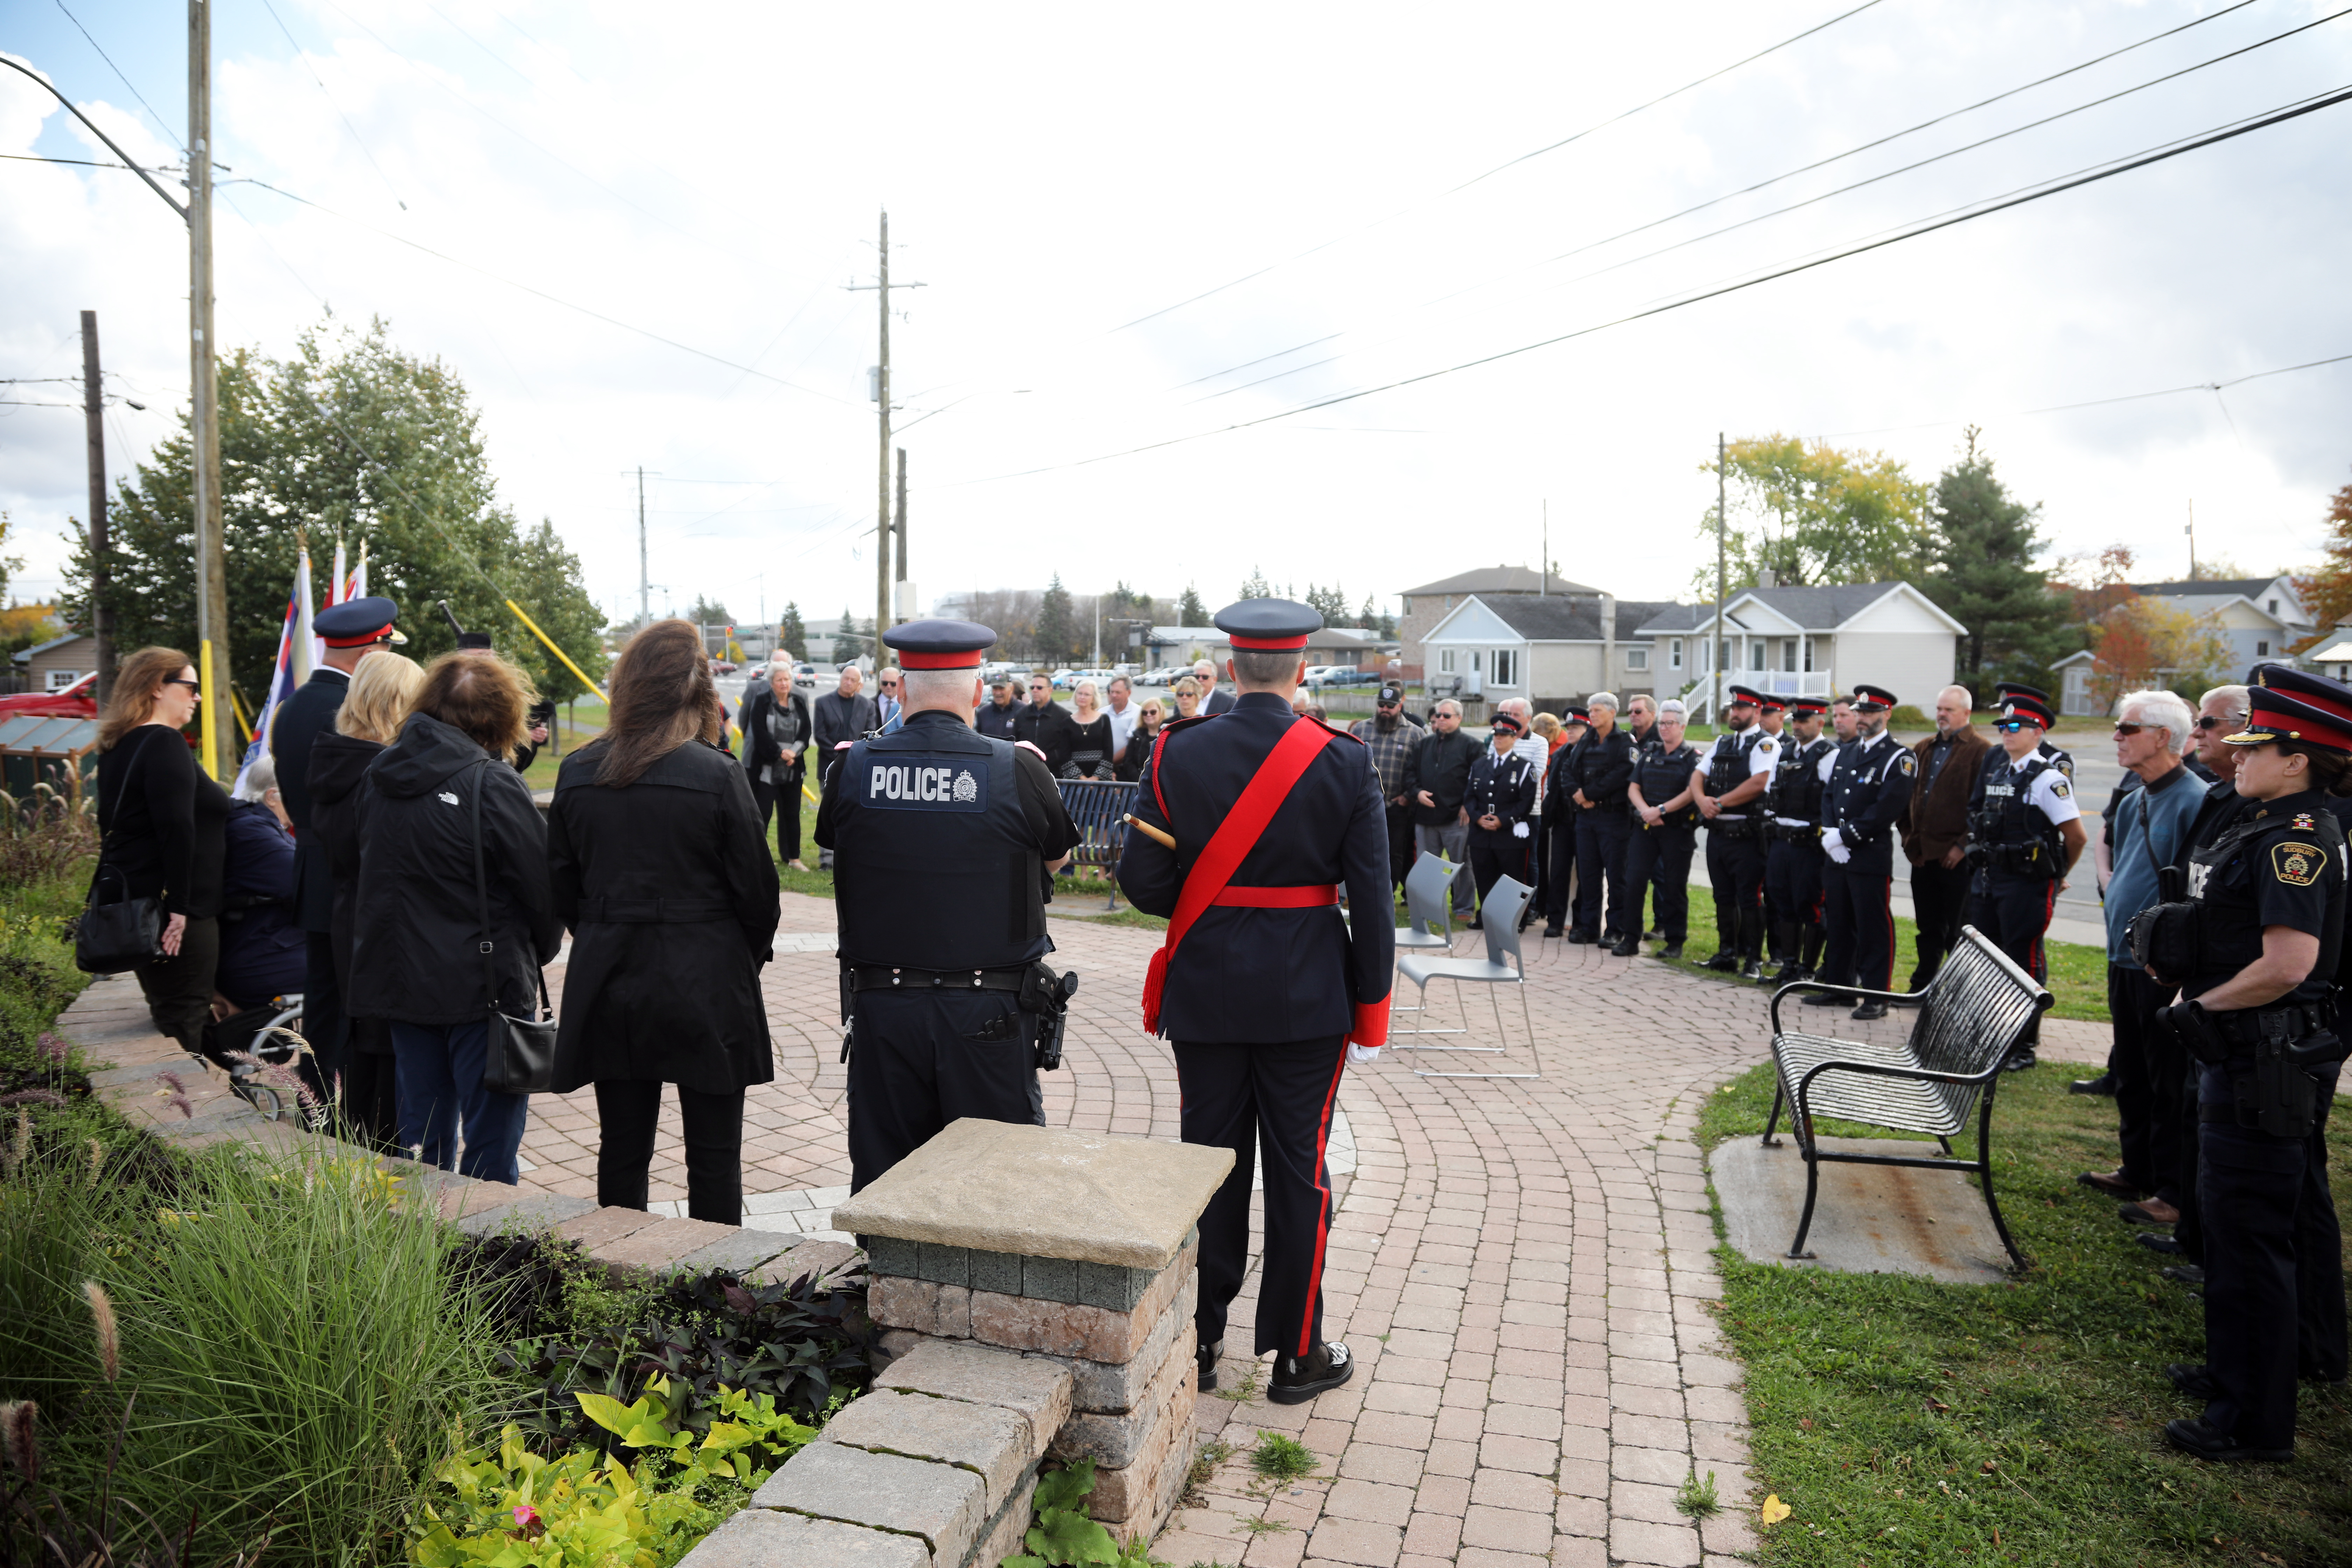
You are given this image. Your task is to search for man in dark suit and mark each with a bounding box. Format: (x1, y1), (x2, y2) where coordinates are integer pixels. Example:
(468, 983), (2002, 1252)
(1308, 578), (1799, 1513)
(1194, 657), (1238, 716)
(270, 596), (403, 1100)
(1119, 599), (1393, 1407)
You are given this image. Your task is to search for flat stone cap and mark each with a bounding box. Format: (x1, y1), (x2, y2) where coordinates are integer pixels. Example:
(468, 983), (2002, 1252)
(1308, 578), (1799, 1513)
(831, 1119), (1234, 1269)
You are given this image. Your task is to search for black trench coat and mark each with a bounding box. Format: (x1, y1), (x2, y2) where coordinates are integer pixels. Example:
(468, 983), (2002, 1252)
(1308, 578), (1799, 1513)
(546, 739), (782, 1095)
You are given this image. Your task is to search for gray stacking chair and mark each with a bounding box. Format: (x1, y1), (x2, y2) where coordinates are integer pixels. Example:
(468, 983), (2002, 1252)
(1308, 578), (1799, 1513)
(1392, 852), (1465, 1033)
(1395, 875), (1538, 1079)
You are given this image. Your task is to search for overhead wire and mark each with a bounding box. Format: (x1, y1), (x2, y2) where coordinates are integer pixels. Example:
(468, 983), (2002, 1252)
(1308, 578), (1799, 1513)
(253, 0), (410, 210)
(945, 83), (2352, 486)
(1106, 0), (1892, 333)
(1819, 351), (2352, 438)
(49, 0), (181, 153)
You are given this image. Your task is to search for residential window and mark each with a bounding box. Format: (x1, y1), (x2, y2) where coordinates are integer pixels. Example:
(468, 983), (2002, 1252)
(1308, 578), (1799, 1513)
(1440, 649), (1456, 673)
(1782, 639), (1797, 673)
(44, 669), (80, 692)
(1669, 639), (1684, 670)
(2256, 640), (2270, 657)
(1749, 640), (1765, 673)
(1471, 651), (1482, 673)
(1802, 636), (1817, 672)
(1625, 647), (1648, 671)
(1493, 650), (1517, 686)
(2269, 598), (2279, 615)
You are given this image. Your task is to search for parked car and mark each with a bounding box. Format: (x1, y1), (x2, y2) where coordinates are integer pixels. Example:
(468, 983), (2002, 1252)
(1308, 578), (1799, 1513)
(711, 659), (738, 675)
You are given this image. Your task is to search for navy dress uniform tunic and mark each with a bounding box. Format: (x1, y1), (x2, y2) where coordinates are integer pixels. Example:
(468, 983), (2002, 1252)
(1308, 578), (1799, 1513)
(1463, 730), (1540, 916)
(814, 623), (1077, 1193)
(1816, 698), (1914, 1002)
(1118, 668), (1394, 1365)
(1764, 724), (1836, 979)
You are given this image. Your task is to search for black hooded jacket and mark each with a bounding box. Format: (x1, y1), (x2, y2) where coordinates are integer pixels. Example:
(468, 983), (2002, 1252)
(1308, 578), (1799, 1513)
(307, 729), (386, 1023)
(348, 713), (560, 1026)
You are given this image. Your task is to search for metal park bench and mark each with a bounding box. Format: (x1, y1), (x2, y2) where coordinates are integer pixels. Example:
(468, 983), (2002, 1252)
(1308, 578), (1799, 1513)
(1762, 927), (2049, 1272)
(1056, 778), (1137, 911)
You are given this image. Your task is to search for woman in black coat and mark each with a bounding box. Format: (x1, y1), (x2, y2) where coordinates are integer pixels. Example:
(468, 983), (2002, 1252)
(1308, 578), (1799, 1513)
(737, 661), (814, 870)
(92, 646), (230, 1058)
(351, 652), (559, 1184)
(549, 620), (781, 1226)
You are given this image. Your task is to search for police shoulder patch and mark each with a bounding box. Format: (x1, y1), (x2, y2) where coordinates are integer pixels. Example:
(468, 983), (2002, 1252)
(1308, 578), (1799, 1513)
(2273, 840), (2325, 887)
(1897, 751), (1917, 775)
(2293, 812), (2318, 832)
(2050, 778), (2071, 800)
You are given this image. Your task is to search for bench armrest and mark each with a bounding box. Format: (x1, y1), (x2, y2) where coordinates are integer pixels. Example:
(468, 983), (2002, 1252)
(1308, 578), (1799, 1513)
(1768, 980), (1927, 1036)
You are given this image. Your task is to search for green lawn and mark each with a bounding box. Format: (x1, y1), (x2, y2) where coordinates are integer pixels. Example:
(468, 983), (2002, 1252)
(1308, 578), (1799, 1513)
(1695, 1063), (2352, 1566)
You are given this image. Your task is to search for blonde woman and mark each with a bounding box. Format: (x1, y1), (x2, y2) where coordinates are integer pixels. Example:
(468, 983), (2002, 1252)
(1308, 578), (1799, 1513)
(1118, 700), (1165, 781)
(1066, 679), (1113, 779)
(306, 653), (426, 1148)
(1172, 676), (1203, 722)
(93, 646), (229, 1057)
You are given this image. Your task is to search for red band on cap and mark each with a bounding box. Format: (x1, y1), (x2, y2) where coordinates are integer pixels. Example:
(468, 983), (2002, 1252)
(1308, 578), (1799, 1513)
(1228, 634), (1309, 650)
(322, 625), (392, 648)
(898, 649), (984, 670)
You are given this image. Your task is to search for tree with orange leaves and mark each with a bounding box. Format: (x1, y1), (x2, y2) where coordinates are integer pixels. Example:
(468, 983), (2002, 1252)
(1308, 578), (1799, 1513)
(2291, 475), (2352, 652)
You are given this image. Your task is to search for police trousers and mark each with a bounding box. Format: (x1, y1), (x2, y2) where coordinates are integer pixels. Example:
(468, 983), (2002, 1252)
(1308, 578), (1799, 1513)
(2109, 964), (2186, 1203)
(846, 988), (1044, 1193)
(1704, 826), (1766, 956)
(1907, 859), (1974, 986)
(1765, 837), (1825, 949)
(1573, 807), (1632, 939)
(1468, 826), (1531, 912)
(1818, 862), (1893, 993)
(2198, 1082), (2347, 1449)
(1175, 1034), (1348, 1359)
(1623, 824), (1694, 943)
(1974, 871), (2057, 1046)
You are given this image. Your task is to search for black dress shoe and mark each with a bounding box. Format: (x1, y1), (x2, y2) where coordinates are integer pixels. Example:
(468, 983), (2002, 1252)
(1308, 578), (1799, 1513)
(1850, 1000), (1889, 1021)
(2068, 1072), (2118, 1097)
(1659, 944), (1684, 960)
(2119, 1202), (2177, 1226)
(2002, 1049), (2037, 1072)
(1740, 960), (1765, 982)
(1643, 929), (1663, 941)
(1703, 951), (1738, 971)
(2135, 1231), (2184, 1255)
(2165, 1363), (2217, 1401)
(1801, 990), (1853, 1007)
(1466, 916), (1483, 930)
(2162, 1264), (2206, 1287)
(1542, 923), (1563, 938)
(1609, 937), (1639, 958)
(1197, 1339), (1222, 1392)
(2164, 1416), (2292, 1463)
(1267, 1340), (1354, 1405)
(1567, 929), (1596, 945)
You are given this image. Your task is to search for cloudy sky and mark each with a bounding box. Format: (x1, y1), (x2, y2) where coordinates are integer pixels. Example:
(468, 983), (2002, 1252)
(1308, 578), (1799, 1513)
(5, 0), (2349, 636)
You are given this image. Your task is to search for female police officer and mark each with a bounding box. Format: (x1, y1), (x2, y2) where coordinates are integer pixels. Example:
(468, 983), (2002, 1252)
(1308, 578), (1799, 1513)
(2150, 672), (2351, 1462)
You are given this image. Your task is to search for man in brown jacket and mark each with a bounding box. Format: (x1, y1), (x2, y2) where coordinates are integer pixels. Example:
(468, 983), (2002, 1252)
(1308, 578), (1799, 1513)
(1899, 684), (1989, 989)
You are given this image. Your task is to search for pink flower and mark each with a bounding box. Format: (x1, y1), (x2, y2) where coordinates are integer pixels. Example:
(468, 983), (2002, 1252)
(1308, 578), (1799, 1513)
(513, 1505), (539, 1528)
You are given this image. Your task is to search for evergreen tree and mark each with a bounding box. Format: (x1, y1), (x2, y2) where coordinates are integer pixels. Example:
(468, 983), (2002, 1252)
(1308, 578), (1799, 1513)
(1922, 428), (2072, 691)
(512, 518), (609, 703)
(1035, 574), (1078, 663)
(830, 606), (862, 665)
(1238, 566), (1272, 601)
(1177, 583), (1208, 625)
(1305, 583), (1353, 625)
(684, 595), (734, 628)
(777, 601), (807, 660)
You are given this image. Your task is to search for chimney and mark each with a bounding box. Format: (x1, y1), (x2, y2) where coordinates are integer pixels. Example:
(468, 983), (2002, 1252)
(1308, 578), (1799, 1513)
(1600, 591), (1616, 694)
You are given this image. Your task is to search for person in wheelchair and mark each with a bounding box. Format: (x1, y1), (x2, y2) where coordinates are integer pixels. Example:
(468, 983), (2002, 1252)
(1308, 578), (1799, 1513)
(199, 756), (316, 1115)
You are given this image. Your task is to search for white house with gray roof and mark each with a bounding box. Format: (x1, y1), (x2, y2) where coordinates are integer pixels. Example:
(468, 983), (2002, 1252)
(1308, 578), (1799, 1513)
(2125, 576), (2312, 673)
(1633, 582), (1965, 721)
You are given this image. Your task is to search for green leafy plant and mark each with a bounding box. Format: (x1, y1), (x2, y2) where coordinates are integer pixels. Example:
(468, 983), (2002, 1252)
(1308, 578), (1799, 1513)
(1675, 1468), (1721, 1519)
(409, 1376), (821, 1568)
(1002, 1459), (1161, 1568)
(1247, 1432), (1315, 1484)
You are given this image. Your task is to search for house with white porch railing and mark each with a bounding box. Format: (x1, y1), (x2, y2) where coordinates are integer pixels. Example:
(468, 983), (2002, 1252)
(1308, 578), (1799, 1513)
(1633, 581), (1964, 723)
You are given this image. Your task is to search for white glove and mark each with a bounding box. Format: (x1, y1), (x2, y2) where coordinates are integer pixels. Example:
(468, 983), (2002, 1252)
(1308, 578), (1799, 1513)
(1347, 1043), (1381, 1065)
(1511, 820), (1529, 839)
(1822, 828), (1851, 864)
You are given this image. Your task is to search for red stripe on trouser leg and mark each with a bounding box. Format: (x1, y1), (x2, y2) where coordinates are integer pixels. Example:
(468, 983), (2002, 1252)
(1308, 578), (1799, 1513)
(1297, 1048), (1349, 1358)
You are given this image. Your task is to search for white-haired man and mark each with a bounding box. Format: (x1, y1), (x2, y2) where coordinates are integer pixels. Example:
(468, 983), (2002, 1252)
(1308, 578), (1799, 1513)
(1562, 692), (1639, 951)
(2077, 688), (2202, 1226)
(1196, 657), (1237, 716)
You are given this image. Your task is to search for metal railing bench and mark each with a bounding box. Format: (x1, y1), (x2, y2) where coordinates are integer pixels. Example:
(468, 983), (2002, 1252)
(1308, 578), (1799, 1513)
(1056, 777), (1137, 911)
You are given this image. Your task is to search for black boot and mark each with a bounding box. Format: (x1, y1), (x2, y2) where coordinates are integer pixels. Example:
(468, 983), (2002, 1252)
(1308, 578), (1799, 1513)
(1267, 1341), (1354, 1405)
(1196, 1338), (1222, 1392)
(1737, 906), (1765, 981)
(1800, 923), (1826, 981)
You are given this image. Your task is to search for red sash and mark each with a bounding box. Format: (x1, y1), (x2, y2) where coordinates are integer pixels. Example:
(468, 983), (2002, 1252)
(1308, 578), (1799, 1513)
(1141, 718), (1334, 1035)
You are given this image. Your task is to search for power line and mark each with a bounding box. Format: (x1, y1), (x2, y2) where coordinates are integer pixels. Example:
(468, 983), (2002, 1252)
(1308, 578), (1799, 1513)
(49, 0), (182, 153)
(253, 0), (409, 210)
(948, 84), (2352, 486)
(1820, 350), (2352, 438)
(1108, 0), (1891, 334)
(1173, 0), (2308, 403)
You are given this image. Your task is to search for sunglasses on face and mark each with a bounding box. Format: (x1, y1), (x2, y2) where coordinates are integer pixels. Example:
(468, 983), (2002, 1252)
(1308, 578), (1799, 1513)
(163, 678), (201, 695)
(1999, 720), (2036, 734)
(2195, 715), (2229, 731)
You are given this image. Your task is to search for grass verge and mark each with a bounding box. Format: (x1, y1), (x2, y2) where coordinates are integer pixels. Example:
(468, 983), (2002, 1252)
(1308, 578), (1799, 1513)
(1695, 1060), (2352, 1565)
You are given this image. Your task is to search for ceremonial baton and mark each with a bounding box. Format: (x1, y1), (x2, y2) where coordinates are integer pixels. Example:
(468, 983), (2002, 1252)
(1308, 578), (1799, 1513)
(1121, 814), (1176, 851)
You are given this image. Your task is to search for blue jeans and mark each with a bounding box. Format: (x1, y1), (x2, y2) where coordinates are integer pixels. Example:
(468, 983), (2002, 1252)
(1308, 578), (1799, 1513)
(390, 1019), (530, 1184)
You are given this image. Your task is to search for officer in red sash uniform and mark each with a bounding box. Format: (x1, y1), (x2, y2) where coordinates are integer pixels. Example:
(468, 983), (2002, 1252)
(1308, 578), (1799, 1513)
(1118, 599), (1395, 1405)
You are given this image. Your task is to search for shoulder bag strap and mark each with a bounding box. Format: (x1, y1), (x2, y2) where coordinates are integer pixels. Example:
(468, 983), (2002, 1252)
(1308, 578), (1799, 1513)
(470, 761), (497, 1017)
(1158, 718), (1335, 967)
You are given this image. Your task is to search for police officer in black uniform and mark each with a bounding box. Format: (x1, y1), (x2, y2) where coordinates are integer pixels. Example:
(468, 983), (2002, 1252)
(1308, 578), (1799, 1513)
(2149, 676), (2352, 1462)
(1463, 712), (1540, 925)
(1692, 685), (1778, 978)
(1564, 692), (1639, 948)
(1625, 697), (1704, 959)
(1118, 599), (1394, 1407)
(1969, 691), (2088, 1069)
(1965, 680), (2075, 825)
(1764, 698), (1835, 984)
(815, 619), (1078, 1193)
(1807, 685), (1913, 1020)
(270, 595), (404, 1106)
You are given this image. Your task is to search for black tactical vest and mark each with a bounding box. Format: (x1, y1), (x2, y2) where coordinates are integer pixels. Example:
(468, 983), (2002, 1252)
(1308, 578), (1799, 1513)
(1768, 737), (1832, 822)
(2184, 800), (2347, 1002)
(830, 723), (1046, 970)
(1707, 728), (1762, 806)
(1637, 741), (1704, 828)
(1971, 755), (2064, 878)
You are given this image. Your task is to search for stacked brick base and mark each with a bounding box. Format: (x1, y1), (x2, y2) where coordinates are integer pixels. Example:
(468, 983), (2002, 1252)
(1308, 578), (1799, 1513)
(866, 1232), (1200, 1543)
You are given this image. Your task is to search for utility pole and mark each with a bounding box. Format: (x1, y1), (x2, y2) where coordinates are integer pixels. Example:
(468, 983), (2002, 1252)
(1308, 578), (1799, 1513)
(637, 465), (649, 634)
(1714, 432), (1727, 728)
(188, 0), (230, 777)
(2186, 499), (2197, 578)
(846, 211), (924, 663)
(1540, 501), (1548, 597)
(81, 310), (116, 704)
(894, 446), (909, 617)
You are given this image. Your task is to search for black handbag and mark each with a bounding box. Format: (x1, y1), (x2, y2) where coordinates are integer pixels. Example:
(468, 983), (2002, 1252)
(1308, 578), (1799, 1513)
(2124, 787), (2202, 980)
(74, 861), (164, 975)
(468, 762), (556, 1094)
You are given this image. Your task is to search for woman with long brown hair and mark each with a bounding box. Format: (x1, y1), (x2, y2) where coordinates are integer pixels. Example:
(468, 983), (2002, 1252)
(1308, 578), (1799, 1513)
(93, 646), (231, 1058)
(547, 619), (780, 1225)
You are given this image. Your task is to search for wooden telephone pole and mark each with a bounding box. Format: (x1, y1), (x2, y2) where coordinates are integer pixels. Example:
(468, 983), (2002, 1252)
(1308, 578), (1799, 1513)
(847, 212), (923, 662)
(81, 311), (116, 703)
(188, 0), (230, 776)
(1713, 431), (1727, 727)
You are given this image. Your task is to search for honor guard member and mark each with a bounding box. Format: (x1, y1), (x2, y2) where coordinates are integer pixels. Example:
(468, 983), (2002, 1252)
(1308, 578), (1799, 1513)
(1625, 698), (1705, 959)
(2147, 674), (2352, 1463)
(1764, 698), (1836, 984)
(1118, 598), (1394, 1406)
(1691, 685), (1778, 978)
(1807, 685), (1913, 1019)
(815, 619), (1078, 1193)
(1969, 691), (2087, 1069)
(271, 595), (404, 1101)
(1564, 693), (1639, 948)
(1464, 712), (1540, 924)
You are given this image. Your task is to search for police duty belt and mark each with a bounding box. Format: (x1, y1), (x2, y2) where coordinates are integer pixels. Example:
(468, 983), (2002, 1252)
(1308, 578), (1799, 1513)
(847, 964), (1031, 993)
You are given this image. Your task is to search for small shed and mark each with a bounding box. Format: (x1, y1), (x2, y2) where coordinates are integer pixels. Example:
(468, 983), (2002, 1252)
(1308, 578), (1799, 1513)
(0, 714), (100, 801)
(2053, 650), (2101, 717)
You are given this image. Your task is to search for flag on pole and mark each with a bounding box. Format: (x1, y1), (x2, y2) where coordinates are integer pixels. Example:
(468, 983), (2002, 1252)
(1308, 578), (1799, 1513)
(351, 540), (369, 601)
(231, 553), (315, 796)
(297, 545), (321, 677)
